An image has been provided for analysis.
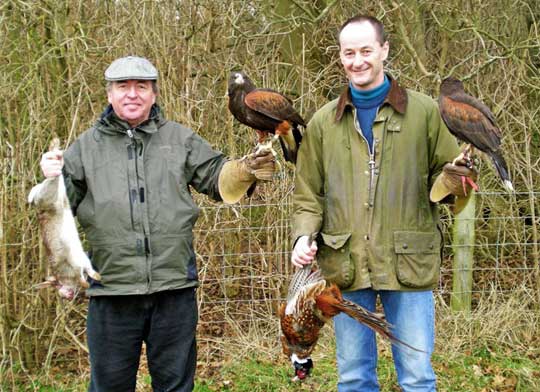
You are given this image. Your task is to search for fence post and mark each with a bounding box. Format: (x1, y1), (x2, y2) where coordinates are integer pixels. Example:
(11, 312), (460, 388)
(450, 192), (476, 312)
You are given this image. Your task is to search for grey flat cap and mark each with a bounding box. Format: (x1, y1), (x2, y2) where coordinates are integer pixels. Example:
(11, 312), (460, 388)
(104, 56), (158, 81)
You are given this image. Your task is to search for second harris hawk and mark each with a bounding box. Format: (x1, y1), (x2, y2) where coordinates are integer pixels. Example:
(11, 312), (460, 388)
(439, 77), (513, 192)
(228, 71), (305, 164)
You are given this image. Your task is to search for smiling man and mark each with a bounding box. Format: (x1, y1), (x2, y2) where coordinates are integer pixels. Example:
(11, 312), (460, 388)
(291, 15), (477, 391)
(38, 56), (276, 392)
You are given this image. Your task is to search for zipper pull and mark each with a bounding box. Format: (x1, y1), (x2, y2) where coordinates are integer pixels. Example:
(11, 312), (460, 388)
(127, 129), (134, 138)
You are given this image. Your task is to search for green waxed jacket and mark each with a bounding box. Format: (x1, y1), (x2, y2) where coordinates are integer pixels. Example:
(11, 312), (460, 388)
(63, 105), (226, 296)
(292, 77), (461, 291)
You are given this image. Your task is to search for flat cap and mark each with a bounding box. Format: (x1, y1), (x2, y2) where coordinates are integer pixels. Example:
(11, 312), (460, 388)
(104, 56), (158, 81)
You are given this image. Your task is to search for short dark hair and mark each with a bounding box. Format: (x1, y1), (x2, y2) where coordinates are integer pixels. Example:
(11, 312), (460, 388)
(338, 15), (387, 46)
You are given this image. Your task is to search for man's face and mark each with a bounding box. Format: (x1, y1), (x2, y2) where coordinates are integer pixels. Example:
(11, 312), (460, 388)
(107, 80), (157, 127)
(339, 22), (389, 91)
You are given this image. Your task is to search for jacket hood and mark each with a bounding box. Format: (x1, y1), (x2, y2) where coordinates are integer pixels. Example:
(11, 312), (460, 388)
(95, 104), (166, 135)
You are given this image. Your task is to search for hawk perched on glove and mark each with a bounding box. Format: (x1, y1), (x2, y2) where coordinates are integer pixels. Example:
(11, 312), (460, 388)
(227, 71), (305, 164)
(439, 77), (513, 191)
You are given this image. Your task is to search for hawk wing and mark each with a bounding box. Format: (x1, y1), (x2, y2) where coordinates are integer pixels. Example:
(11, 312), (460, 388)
(439, 95), (501, 154)
(245, 89), (305, 125)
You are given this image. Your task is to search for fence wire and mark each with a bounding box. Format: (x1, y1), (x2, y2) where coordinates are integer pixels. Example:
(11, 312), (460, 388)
(193, 183), (539, 343)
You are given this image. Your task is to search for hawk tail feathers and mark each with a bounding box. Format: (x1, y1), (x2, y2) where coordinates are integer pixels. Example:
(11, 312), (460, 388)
(490, 151), (514, 192)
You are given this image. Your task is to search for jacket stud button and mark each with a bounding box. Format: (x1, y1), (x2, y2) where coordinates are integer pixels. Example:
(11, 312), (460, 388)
(429, 244), (434, 249)
(340, 249), (345, 253)
(331, 239), (337, 245)
(403, 243), (408, 249)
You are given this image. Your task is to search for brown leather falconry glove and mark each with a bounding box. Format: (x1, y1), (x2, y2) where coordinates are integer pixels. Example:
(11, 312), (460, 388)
(218, 149), (276, 204)
(430, 157), (479, 214)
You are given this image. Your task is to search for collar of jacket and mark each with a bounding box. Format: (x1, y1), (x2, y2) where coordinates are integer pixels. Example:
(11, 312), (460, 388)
(96, 104), (165, 135)
(335, 74), (408, 123)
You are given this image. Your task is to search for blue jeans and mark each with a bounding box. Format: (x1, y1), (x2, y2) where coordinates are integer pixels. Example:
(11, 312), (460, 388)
(86, 288), (198, 392)
(333, 289), (436, 392)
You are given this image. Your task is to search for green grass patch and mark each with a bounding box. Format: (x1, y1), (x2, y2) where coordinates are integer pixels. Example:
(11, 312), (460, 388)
(194, 346), (540, 392)
(3, 345), (538, 391)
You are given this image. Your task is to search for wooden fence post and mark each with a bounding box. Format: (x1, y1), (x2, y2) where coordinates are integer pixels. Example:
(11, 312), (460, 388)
(450, 192), (476, 312)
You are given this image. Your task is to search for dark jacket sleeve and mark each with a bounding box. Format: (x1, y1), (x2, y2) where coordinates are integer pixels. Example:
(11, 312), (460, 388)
(62, 139), (87, 215)
(184, 132), (227, 201)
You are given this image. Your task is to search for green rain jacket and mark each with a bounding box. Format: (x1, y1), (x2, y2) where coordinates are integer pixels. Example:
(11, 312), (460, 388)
(292, 76), (461, 291)
(63, 105), (226, 296)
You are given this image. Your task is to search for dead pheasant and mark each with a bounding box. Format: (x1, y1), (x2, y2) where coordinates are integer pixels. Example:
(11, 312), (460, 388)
(279, 266), (421, 381)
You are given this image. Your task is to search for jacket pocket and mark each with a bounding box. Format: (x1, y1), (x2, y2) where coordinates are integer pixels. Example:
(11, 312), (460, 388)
(394, 231), (441, 288)
(317, 232), (354, 289)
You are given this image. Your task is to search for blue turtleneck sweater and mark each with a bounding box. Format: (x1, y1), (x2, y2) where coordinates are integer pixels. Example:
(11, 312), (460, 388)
(350, 75), (391, 154)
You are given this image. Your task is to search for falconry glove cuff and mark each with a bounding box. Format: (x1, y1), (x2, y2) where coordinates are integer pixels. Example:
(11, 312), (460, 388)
(218, 150), (276, 204)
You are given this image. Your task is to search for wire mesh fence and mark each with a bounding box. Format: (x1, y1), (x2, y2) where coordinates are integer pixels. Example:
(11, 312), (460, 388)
(1, 181), (537, 386)
(1, 0), (538, 387)
(192, 178), (539, 353)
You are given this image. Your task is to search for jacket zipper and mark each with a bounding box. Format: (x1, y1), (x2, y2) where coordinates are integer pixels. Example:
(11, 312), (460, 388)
(127, 129), (137, 230)
(127, 128), (151, 290)
(352, 109), (376, 207)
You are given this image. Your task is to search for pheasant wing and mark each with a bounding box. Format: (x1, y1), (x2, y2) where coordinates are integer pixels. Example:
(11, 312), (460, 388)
(286, 267), (323, 302)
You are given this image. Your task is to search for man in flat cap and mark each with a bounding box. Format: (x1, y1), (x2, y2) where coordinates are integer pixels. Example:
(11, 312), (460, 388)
(39, 56), (275, 391)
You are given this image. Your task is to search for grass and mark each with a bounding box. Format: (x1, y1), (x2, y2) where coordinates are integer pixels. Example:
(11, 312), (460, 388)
(5, 341), (538, 392)
(2, 289), (537, 392)
(193, 347), (539, 392)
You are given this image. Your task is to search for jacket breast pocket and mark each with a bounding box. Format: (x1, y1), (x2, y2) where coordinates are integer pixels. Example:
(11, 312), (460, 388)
(394, 231), (441, 288)
(317, 232), (354, 289)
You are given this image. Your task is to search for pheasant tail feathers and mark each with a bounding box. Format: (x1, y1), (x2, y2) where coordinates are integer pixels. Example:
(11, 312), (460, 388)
(337, 299), (425, 353)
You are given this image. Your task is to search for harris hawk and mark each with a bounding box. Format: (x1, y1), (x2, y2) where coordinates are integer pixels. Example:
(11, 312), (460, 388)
(228, 71), (305, 164)
(439, 77), (513, 192)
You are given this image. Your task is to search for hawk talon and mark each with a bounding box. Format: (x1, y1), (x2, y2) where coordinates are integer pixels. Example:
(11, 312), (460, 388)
(254, 135), (282, 174)
(461, 175), (480, 196)
(461, 176), (468, 197)
(466, 176), (479, 191)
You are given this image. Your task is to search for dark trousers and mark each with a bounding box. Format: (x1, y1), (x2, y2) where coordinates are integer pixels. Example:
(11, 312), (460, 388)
(87, 288), (198, 392)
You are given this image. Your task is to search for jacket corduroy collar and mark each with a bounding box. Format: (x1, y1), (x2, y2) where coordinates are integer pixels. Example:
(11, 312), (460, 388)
(335, 74), (408, 122)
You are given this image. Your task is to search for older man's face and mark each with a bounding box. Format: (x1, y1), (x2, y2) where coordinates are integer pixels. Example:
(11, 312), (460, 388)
(339, 22), (389, 91)
(107, 80), (156, 127)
